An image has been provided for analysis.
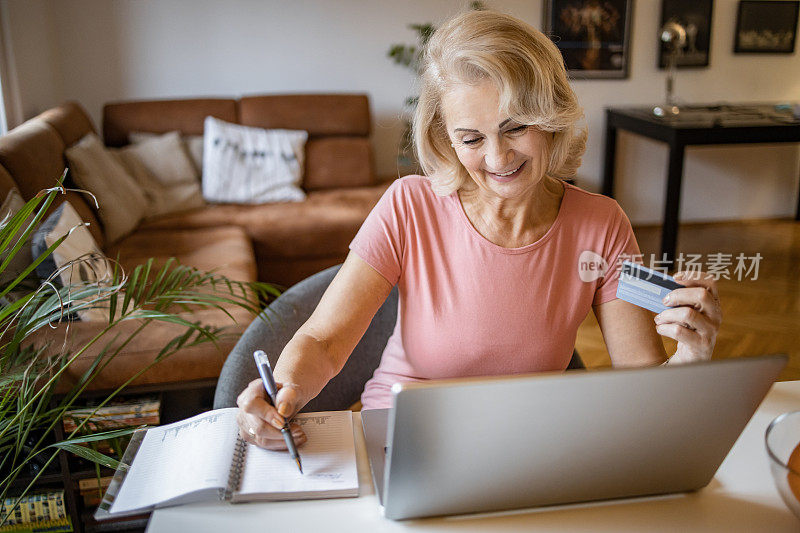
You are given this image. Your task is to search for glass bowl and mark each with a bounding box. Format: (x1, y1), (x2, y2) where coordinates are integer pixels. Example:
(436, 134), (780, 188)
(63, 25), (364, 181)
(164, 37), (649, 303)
(765, 411), (800, 519)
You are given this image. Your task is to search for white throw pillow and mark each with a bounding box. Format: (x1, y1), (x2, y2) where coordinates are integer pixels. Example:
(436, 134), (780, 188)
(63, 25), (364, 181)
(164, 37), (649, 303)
(114, 132), (204, 218)
(201, 117), (307, 204)
(65, 134), (148, 243)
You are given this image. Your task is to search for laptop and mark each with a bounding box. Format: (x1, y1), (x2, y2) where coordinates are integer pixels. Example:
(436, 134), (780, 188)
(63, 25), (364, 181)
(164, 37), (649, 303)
(362, 355), (787, 520)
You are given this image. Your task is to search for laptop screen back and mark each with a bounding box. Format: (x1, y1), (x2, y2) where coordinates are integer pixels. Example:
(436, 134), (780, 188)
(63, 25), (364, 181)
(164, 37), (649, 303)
(364, 356), (786, 520)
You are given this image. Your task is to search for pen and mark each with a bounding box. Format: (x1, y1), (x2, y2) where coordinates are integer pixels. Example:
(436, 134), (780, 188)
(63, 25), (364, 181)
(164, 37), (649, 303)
(252, 350), (303, 474)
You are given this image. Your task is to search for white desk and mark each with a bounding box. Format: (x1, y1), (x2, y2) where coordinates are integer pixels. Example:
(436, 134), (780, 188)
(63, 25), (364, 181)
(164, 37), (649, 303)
(147, 381), (800, 532)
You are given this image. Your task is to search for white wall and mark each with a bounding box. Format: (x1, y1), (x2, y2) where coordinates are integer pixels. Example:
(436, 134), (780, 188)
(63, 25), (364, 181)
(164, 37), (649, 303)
(571, 0), (800, 224)
(3, 0), (799, 224)
(0, 0), (61, 127)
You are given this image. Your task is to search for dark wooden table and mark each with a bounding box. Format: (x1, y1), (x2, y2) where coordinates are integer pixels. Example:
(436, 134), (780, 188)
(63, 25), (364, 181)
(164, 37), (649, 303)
(602, 104), (800, 265)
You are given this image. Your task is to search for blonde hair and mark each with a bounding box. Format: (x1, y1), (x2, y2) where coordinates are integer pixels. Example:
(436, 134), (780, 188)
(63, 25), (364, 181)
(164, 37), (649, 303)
(413, 10), (586, 195)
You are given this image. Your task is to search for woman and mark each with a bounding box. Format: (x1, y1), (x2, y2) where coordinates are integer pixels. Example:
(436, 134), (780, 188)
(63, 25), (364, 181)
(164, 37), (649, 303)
(236, 11), (722, 450)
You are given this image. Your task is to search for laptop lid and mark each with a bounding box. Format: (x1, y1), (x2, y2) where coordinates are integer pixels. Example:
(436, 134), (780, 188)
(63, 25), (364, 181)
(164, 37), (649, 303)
(362, 408), (390, 505)
(365, 355), (786, 520)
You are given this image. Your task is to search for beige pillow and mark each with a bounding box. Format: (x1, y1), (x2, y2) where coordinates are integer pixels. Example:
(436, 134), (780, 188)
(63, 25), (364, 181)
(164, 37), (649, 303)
(114, 132), (204, 218)
(185, 136), (204, 173)
(130, 131), (204, 174)
(35, 201), (113, 321)
(121, 131), (198, 185)
(65, 134), (148, 244)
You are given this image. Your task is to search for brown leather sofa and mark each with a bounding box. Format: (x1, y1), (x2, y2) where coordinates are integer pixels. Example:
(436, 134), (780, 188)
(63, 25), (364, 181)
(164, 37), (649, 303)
(0, 94), (391, 392)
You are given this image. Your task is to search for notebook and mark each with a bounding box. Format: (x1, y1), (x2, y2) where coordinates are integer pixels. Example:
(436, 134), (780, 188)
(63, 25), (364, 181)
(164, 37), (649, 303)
(102, 408), (358, 516)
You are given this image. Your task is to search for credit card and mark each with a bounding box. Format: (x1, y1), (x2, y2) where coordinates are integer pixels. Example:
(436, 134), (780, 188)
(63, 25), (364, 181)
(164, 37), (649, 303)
(616, 260), (684, 314)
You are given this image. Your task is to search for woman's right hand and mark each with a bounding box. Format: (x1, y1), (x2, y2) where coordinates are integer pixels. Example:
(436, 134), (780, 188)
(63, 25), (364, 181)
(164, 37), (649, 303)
(236, 378), (307, 450)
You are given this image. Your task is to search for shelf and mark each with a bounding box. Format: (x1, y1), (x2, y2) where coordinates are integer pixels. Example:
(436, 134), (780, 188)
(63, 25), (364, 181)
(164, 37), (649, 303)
(68, 468), (116, 482)
(4, 455), (65, 489)
(9, 472), (65, 485)
(18, 380), (217, 532)
(62, 378), (217, 400)
(5, 472), (66, 490)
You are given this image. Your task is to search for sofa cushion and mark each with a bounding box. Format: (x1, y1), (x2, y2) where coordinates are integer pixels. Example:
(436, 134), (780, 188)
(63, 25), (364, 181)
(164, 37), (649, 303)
(304, 137), (374, 191)
(0, 165), (16, 201)
(0, 120), (66, 201)
(186, 135), (204, 173)
(31, 201), (108, 284)
(130, 131), (204, 174)
(202, 117), (307, 204)
(103, 95), (375, 191)
(238, 94), (370, 136)
(140, 183), (390, 264)
(117, 131), (198, 186)
(31, 201), (111, 321)
(66, 133), (149, 243)
(0, 119), (105, 244)
(113, 132), (204, 218)
(37, 224), (259, 391)
(55, 192), (105, 246)
(103, 98), (237, 147)
(38, 101), (96, 146)
(105, 225), (257, 283)
(44, 305), (254, 393)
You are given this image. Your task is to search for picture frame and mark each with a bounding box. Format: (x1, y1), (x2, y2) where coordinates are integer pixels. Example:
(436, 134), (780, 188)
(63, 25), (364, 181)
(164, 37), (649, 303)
(543, 0), (633, 79)
(734, 0), (799, 54)
(658, 0), (714, 69)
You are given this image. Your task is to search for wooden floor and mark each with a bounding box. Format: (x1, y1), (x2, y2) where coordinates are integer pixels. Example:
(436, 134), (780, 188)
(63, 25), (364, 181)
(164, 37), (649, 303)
(575, 217), (800, 381)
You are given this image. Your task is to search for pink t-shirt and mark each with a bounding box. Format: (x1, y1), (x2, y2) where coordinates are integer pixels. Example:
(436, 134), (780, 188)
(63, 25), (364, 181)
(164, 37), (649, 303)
(349, 176), (640, 409)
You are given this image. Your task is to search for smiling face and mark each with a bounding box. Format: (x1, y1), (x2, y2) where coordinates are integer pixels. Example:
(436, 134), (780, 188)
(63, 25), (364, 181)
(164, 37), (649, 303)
(440, 79), (552, 202)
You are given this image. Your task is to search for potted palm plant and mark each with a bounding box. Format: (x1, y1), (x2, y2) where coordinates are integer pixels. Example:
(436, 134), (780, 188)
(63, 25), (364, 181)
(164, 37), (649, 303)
(0, 180), (277, 525)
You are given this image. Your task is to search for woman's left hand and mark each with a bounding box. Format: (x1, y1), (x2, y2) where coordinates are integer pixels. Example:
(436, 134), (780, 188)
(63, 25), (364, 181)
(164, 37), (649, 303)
(653, 271), (723, 364)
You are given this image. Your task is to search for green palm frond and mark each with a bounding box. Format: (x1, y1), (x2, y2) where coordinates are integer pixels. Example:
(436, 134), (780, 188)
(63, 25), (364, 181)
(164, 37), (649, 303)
(50, 427), (146, 471)
(0, 181), (280, 522)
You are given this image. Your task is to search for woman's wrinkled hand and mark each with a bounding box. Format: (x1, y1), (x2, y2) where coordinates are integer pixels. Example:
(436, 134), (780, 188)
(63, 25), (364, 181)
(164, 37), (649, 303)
(236, 378), (307, 450)
(653, 271), (723, 364)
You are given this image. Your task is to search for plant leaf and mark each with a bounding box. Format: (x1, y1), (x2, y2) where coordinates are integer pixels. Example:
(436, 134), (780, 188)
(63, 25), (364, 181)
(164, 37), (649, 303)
(50, 443), (120, 470)
(54, 426), (144, 444)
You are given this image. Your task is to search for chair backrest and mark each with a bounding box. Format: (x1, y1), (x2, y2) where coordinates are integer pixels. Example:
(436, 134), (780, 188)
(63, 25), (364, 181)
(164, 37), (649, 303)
(213, 264), (398, 411)
(213, 264), (584, 411)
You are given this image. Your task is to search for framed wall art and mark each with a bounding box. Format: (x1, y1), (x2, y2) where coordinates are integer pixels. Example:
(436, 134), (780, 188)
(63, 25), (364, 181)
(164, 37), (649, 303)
(734, 0), (799, 54)
(543, 0), (633, 79)
(658, 0), (714, 69)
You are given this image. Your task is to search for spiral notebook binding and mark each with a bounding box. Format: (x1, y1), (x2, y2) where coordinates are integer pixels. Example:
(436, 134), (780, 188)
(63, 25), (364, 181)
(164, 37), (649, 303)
(223, 436), (248, 501)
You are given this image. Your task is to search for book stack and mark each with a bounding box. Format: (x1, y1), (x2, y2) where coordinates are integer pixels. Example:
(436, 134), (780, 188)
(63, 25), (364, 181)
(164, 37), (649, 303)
(62, 397), (160, 434)
(0, 491), (72, 533)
